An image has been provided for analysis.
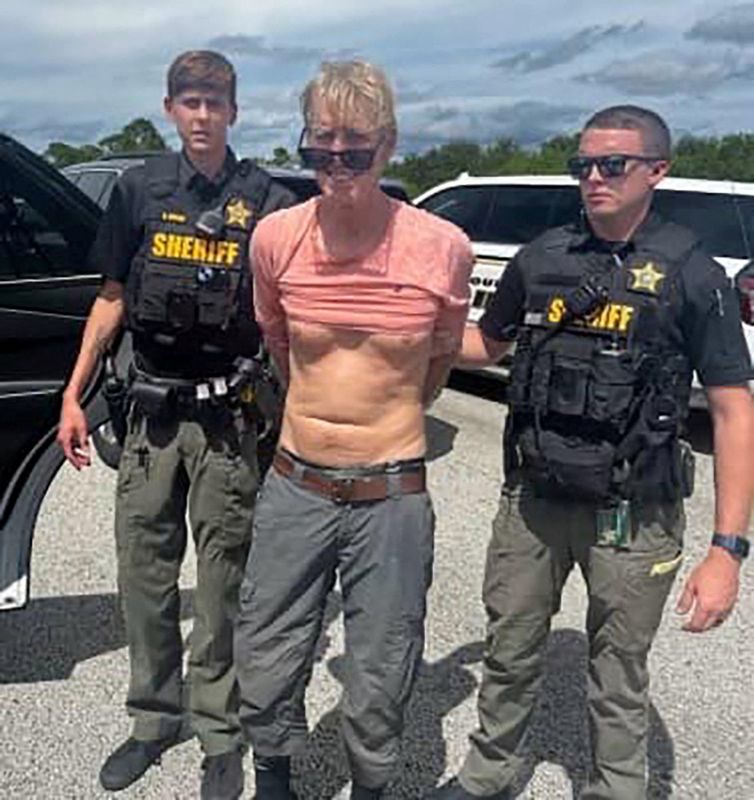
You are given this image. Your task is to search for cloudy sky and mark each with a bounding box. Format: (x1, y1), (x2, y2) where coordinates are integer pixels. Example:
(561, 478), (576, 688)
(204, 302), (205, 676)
(2, 0), (754, 158)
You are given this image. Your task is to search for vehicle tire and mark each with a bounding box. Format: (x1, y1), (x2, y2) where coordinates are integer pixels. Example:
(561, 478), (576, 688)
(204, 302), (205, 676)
(92, 421), (123, 470)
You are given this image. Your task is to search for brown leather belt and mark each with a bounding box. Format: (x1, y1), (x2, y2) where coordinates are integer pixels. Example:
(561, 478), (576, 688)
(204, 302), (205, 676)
(272, 450), (426, 504)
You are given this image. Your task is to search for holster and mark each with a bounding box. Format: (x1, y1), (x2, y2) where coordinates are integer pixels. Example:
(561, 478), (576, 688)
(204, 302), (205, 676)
(102, 354), (129, 444)
(129, 379), (174, 419)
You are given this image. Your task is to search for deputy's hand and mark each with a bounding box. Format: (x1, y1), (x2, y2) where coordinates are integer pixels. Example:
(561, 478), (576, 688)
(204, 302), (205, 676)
(57, 395), (91, 470)
(676, 548), (740, 633)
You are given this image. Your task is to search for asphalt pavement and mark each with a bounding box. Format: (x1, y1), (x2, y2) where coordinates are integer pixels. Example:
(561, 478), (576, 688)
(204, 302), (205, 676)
(0, 380), (752, 799)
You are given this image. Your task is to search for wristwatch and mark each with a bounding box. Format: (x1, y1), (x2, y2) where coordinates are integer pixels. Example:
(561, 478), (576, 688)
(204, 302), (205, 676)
(711, 533), (750, 560)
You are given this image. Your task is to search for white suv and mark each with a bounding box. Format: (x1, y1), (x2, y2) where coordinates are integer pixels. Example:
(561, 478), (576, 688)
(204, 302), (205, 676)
(415, 174), (754, 401)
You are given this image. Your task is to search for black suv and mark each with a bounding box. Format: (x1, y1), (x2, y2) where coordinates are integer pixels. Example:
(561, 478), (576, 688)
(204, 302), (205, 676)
(63, 154), (410, 206)
(0, 138), (406, 613)
(0, 134), (102, 612)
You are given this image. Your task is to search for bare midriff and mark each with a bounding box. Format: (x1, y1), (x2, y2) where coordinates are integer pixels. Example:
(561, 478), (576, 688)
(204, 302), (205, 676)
(252, 197), (473, 467)
(280, 323), (431, 465)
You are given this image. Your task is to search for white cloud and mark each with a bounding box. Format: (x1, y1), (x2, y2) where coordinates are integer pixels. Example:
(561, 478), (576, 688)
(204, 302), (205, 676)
(579, 50), (747, 96)
(687, 3), (754, 44)
(0, 0), (752, 156)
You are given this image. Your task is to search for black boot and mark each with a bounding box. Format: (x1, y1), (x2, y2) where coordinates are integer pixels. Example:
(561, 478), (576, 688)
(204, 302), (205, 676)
(253, 755), (297, 799)
(200, 749), (245, 799)
(99, 735), (177, 791)
(424, 778), (510, 799)
(351, 782), (385, 799)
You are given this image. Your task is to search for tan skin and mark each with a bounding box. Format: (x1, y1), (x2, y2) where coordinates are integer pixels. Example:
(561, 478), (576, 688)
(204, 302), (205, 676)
(57, 88), (236, 469)
(460, 126), (753, 633)
(269, 100), (457, 466)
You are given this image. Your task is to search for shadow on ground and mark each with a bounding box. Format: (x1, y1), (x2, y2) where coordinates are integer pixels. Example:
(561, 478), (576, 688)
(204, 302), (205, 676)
(296, 627), (674, 799)
(512, 629), (674, 800)
(0, 589), (194, 683)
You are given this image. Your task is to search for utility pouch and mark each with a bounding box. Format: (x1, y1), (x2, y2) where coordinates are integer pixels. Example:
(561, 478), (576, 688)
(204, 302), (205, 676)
(197, 269), (239, 328)
(595, 499), (632, 547)
(166, 291), (196, 330)
(529, 351), (552, 411)
(130, 380), (173, 418)
(548, 355), (588, 416)
(136, 263), (195, 326)
(518, 427), (616, 500)
(588, 349), (635, 423)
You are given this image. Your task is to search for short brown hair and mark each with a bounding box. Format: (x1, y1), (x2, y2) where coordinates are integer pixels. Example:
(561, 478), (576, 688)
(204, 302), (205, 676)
(582, 105), (671, 159)
(301, 60), (397, 134)
(166, 50), (237, 107)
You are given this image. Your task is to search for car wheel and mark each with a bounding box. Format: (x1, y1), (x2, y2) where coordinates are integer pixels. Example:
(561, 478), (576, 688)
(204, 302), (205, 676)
(92, 421), (123, 469)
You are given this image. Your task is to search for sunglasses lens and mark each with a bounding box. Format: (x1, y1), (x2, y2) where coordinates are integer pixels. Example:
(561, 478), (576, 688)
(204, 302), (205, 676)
(568, 155), (631, 179)
(601, 156), (627, 177)
(341, 149), (375, 172)
(567, 157), (591, 179)
(300, 148), (376, 173)
(299, 148), (332, 170)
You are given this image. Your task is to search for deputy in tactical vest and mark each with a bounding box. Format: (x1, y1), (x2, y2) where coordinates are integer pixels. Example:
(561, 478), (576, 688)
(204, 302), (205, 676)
(57, 50), (294, 800)
(429, 106), (754, 800)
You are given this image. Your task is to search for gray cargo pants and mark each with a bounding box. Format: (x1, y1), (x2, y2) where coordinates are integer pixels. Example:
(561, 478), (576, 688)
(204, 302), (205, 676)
(115, 404), (258, 755)
(234, 459), (435, 789)
(460, 481), (684, 800)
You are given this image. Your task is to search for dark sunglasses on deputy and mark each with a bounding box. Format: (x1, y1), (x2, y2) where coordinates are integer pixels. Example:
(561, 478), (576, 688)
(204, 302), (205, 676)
(297, 129), (378, 173)
(567, 153), (660, 180)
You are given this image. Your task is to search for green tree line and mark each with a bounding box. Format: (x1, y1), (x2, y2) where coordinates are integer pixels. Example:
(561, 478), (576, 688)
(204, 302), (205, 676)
(44, 119), (754, 198)
(384, 133), (754, 197)
(44, 118), (167, 167)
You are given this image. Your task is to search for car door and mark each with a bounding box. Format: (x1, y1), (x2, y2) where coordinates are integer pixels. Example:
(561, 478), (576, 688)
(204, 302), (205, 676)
(0, 134), (105, 611)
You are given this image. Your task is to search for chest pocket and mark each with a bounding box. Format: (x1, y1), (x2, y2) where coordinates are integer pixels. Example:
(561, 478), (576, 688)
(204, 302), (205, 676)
(587, 350), (636, 423)
(548, 355), (590, 416)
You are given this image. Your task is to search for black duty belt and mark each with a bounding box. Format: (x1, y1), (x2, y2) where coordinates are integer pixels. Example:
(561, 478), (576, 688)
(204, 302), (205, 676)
(129, 366), (245, 418)
(272, 449), (426, 504)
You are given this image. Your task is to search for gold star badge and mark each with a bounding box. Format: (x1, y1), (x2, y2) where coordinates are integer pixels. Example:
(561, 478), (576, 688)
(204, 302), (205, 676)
(628, 261), (665, 295)
(225, 198), (253, 228)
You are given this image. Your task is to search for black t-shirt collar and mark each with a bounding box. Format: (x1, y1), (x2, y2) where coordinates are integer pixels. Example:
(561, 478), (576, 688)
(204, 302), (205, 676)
(181, 147), (237, 195)
(570, 210), (665, 257)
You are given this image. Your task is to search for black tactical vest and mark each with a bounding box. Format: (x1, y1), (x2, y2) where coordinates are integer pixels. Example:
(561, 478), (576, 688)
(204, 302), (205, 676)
(505, 220), (698, 502)
(125, 153), (271, 374)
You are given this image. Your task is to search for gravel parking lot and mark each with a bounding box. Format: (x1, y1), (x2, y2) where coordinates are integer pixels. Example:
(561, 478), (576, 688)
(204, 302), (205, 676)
(0, 381), (752, 799)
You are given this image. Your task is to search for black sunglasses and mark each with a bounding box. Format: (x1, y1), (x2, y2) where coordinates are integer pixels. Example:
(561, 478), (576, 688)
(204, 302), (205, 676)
(567, 153), (659, 180)
(297, 128), (380, 174)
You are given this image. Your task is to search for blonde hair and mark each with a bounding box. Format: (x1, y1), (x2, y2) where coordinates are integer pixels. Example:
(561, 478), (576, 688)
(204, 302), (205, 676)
(301, 60), (397, 133)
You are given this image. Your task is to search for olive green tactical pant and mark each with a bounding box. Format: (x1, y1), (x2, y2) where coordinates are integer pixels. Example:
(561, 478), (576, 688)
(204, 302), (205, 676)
(460, 482), (685, 800)
(114, 405), (258, 756)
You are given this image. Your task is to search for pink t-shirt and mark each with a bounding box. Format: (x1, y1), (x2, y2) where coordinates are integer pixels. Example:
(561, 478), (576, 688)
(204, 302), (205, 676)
(251, 197), (473, 356)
